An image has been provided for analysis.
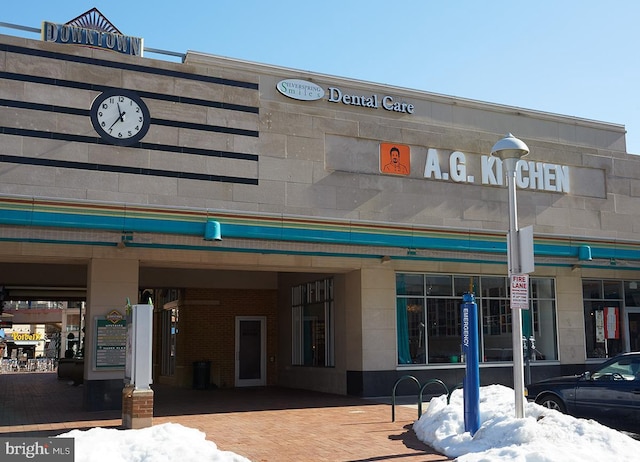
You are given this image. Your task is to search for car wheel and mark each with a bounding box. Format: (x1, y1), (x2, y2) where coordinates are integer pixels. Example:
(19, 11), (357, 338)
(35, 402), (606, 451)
(537, 394), (566, 413)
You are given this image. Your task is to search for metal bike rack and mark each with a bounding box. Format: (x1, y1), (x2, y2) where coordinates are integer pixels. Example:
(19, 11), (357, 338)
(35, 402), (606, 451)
(418, 379), (449, 418)
(391, 375), (420, 422)
(391, 375), (451, 422)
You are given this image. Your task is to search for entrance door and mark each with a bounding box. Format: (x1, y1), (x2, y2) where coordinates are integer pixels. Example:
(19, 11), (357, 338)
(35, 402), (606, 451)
(625, 308), (640, 352)
(235, 316), (266, 387)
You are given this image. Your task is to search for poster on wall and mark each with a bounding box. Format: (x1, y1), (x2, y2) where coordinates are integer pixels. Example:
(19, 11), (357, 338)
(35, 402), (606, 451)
(604, 307), (619, 339)
(94, 310), (127, 369)
(379, 142), (410, 176)
(595, 307), (620, 344)
(595, 310), (605, 343)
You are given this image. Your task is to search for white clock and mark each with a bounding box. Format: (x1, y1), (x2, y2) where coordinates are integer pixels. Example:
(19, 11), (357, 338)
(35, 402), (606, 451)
(90, 89), (150, 146)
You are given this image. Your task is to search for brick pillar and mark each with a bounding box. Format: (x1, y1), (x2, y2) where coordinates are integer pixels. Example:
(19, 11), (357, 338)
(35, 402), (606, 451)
(122, 385), (154, 429)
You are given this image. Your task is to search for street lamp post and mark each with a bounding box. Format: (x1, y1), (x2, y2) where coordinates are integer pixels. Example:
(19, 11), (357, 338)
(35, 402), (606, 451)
(491, 133), (529, 419)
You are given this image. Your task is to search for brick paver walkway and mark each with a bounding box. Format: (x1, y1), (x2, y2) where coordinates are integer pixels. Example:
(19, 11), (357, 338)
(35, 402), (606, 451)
(0, 372), (451, 461)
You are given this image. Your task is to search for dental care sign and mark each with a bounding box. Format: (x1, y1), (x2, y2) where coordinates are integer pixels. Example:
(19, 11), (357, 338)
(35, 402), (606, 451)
(285, 79), (575, 194)
(276, 80), (415, 114)
(424, 148), (570, 193)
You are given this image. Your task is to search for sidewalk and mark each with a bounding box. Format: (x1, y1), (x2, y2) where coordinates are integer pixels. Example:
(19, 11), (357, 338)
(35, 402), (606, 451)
(0, 372), (451, 461)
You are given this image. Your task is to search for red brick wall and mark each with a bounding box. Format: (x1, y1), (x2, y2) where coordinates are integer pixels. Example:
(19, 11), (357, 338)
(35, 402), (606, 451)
(176, 288), (278, 388)
(122, 386), (154, 429)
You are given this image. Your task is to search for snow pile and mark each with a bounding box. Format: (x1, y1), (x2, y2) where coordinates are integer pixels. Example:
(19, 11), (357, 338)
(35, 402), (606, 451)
(414, 384), (640, 462)
(58, 422), (250, 462)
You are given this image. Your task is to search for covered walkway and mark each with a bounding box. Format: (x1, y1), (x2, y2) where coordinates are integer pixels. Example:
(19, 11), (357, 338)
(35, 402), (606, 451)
(0, 372), (451, 461)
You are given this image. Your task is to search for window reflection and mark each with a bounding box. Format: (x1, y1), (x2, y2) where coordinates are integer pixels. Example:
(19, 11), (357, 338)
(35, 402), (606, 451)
(396, 273), (558, 365)
(583, 279), (623, 359)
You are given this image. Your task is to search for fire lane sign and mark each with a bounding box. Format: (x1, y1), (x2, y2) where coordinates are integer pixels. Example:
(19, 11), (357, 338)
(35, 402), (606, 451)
(510, 274), (529, 310)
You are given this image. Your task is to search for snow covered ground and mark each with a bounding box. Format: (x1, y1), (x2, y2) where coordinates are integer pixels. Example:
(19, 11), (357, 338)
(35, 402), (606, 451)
(58, 423), (250, 462)
(58, 384), (640, 461)
(414, 384), (640, 461)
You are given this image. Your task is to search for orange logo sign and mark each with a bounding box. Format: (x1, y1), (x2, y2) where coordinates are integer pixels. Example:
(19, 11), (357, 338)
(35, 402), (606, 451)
(380, 143), (410, 176)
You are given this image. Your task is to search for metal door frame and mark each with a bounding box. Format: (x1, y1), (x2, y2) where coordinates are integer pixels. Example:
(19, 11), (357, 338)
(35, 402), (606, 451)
(235, 316), (266, 387)
(623, 307), (640, 352)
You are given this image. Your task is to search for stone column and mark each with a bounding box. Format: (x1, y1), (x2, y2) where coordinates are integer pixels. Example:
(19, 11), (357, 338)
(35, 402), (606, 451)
(83, 258), (139, 411)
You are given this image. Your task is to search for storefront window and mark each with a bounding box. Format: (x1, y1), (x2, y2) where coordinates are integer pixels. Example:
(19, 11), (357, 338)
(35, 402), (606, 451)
(527, 278), (557, 361)
(291, 278), (334, 367)
(454, 276), (479, 297)
(481, 276), (512, 361)
(426, 298), (460, 363)
(624, 281), (640, 352)
(397, 273), (424, 296)
(160, 306), (178, 376)
(624, 281), (640, 306)
(583, 279), (623, 358)
(158, 289), (180, 377)
(396, 273), (558, 365)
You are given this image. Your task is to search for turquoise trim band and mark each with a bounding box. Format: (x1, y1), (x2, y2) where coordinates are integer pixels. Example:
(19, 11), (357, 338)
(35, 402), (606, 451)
(2, 203), (640, 263)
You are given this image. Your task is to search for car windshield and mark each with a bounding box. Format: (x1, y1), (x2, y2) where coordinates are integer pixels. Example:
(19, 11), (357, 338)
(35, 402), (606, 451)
(591, 357), (640, 381)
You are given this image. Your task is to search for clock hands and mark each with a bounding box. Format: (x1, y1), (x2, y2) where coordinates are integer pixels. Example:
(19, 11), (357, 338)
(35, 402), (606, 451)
(108, 103), (127, 130)
(108, 117), (120, 130)
(117, 103), (126, 122)
(91, 90), (149, 146)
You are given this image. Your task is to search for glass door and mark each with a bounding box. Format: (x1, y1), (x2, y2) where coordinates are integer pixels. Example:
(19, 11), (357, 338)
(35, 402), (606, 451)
(160, 301), (179, 377)
(625, 308), (640, 352)
(235, 316), (266, 387)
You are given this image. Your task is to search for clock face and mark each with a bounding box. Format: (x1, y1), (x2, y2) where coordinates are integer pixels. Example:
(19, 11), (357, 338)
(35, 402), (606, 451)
(90, 89), (150, 146)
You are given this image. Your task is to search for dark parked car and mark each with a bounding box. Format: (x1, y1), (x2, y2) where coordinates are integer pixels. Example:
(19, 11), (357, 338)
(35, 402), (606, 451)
(525, 352), (640, 433)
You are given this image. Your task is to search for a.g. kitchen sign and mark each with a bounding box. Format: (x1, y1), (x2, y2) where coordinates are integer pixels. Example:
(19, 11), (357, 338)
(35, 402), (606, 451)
(424, 148), (570, 193)
(277, 79), (415, 114)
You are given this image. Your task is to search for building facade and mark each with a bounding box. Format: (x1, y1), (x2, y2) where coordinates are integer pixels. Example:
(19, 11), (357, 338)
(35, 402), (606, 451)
(1, 24), (640, 410)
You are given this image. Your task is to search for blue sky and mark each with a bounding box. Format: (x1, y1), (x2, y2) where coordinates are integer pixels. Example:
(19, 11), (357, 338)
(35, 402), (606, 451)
(3, 1), (640, 154)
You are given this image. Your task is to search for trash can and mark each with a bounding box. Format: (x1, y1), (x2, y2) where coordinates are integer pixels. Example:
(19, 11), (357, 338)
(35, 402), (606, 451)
(192, 360), (211, 390)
